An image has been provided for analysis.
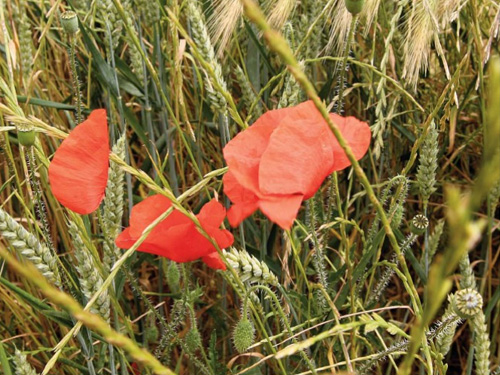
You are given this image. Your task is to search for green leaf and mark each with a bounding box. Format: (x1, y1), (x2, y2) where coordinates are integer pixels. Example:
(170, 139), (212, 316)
(0, 276), (72, 327)
(0, 341), (13, 375)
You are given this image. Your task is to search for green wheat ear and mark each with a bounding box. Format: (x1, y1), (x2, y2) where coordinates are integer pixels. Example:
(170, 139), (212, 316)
(17, 0), (33, 83)
(12, 349), (37, 375)
(224, 248), (278, 286)
(416, 122), (439, 209)
(0, 207), (61, 287)
(97, 0), (123, 51)
(68, 221), (110, 321)
(186, 0), (229, 115)
(103, 135), (126, 271)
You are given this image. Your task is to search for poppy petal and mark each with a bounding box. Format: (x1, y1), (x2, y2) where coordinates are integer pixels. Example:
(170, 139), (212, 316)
(258, 116), (334, 198)
(329, 114), (371, 171)
(115, 226), (169, 256)
(202, 252), (227, 270)
(115, 227), (136, 249)
(209, 228), (234, 250)
(49, 109), (109, 214)
(276, 100), (326, 124)
(162, 223), (216, 262)
(223, 107), (293, 193)
(258, 194), (304, 230)
(197, 199), (226, 228)
(129, 195), (174, 238)
(195, 199), (234, 249)
(223, 171), (259, 227)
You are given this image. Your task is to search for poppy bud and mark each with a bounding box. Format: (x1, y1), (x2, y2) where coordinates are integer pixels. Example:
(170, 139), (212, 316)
(232, 318), (255, 353)
(391, 205), (404, 230)
(145, 316), (159, 343)
(17, 129), (36, 147)
(185, 329), (202, 352)
(167, 261), (180, 292)
(60, 11), (79, 35)
(344, 0), (365, 15)
(410, 214), (429, 235)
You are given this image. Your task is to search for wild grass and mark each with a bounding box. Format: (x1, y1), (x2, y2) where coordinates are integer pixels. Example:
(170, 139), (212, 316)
(0, 0), (499, 374)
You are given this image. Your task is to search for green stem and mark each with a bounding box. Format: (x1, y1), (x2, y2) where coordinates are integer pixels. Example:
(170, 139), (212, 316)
(244, 285), (318, 375)
(336, 15), (358, 114)
(68, 35), (83, 124)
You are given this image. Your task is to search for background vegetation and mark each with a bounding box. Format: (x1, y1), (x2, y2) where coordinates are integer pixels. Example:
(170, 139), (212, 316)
(0, 0), (499, 374)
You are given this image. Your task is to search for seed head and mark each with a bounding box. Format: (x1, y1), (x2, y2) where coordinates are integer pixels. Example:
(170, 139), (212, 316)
(452, 288), (483, 319)
(410, 214), (429, 235)
(345, 0), (365, 15)
(60, 11), (79, 35)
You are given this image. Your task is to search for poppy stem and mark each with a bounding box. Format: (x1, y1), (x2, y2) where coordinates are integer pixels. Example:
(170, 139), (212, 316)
(336, 14), (358, 114)
(244, 285), (318, 375)
(25, 148), (57, 255)
(67, 34), (84, 125)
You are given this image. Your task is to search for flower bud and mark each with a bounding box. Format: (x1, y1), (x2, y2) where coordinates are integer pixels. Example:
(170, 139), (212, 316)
(391, 205), (404, 230)
(144, 317), (159, 343)
(345, 0), (365, 15)
(410, 214), (429, 235)
(185, 328), (202, 352)
(233, 318), (255, 353)
(167, 261), (180, 291)
(60, 11), (79, 35)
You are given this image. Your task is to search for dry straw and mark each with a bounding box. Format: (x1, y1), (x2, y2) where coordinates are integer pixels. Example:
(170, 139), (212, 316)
(208, 0), (243, 56)
(402, 0), (463, 89)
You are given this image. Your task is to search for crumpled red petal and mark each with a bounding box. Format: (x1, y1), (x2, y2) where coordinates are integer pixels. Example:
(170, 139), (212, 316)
(115, 227), (135, 249)
(129, 195), (172, 237)
(197, 199), (226, 229)
(258, 115), (334, 198)
(49, 110), (109, 214)
(223, 107), (293, 194)
(223, 171), (260, 227)
(201, 252), (227, 270)
(258, 194), (304, 230)
(195, 199), (234, 250)
(223, 100), (372, 230)
(115, 196), (234, 269)
(329, 113), (371, 171)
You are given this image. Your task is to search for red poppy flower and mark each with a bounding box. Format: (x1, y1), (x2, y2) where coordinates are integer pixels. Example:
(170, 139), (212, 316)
(115, 195), (234, 270)
(48, 109), (109, 215)
(223, 100), (371, 230)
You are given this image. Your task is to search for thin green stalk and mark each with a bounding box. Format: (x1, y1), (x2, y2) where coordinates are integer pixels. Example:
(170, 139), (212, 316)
(25, 148), (56, 255)
(110, 0), (205, 183)
(243, 285), (318, 375)
(153, 22), (179, 196)
(68, 35), (83, 124)
(336, 15), (358, 113)
(137, 21), (159, 179)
